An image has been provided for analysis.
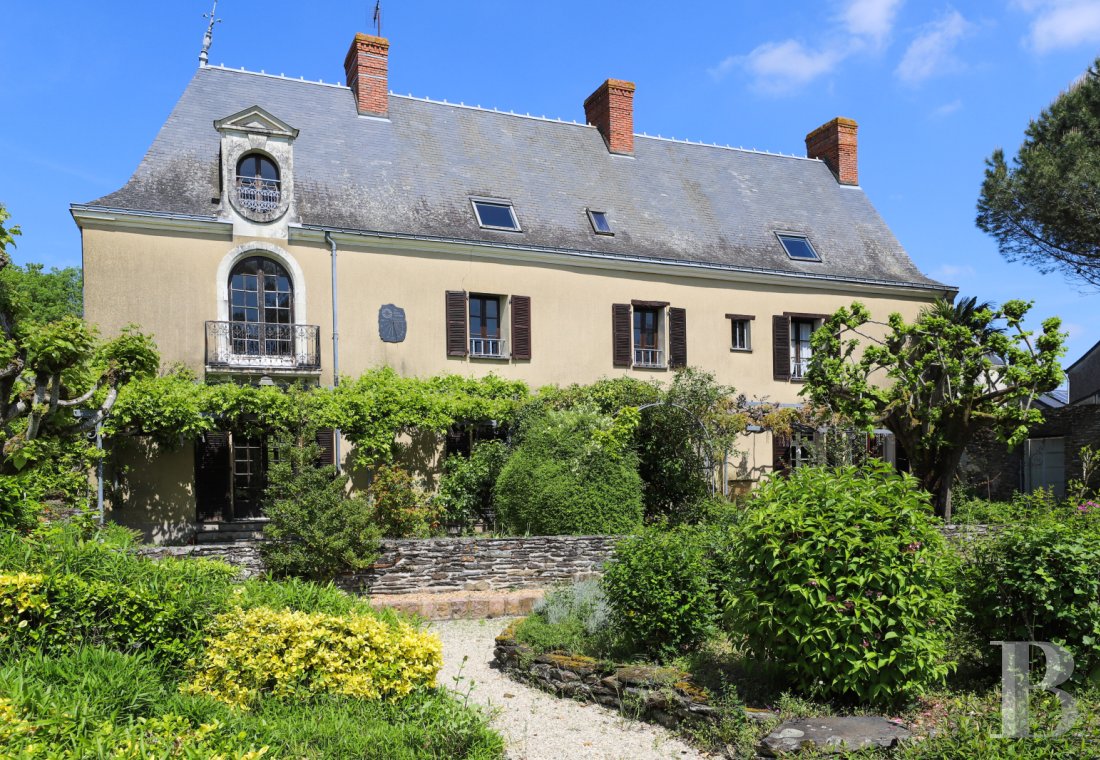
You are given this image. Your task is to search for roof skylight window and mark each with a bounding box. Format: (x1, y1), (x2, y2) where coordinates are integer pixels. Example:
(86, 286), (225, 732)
(776, 233), (820, 261)
(472, 199), (521, 231)
(587, 209), (613, 236)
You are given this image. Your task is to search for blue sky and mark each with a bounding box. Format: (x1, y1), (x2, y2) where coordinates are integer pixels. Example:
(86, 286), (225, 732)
(2, 1), (1099, 363)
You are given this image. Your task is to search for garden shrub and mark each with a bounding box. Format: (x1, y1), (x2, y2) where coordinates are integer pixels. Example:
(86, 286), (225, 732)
(601, 524), (718, 660)
(370, 464), (440, 538)
(965, 510), (1100, 680)
(183, 605), (443, 708)
(0, 568), (234, 667)
(261, 432), (382, 581)
(437, 440), (509, 529)
(724, 462), (959, 705)
(515, 579), (614, 656)
(232, 576), (400, 624)
(494, 406), (643, 535)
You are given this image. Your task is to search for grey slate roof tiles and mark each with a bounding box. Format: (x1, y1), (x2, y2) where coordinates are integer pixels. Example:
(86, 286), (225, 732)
(90, 66), (945, 289)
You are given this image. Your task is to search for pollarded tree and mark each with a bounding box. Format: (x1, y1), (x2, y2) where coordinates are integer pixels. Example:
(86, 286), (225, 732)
(0, 203), (159, 475)
(977, 59), (1100, 286)
(803, 298), (1065, 521)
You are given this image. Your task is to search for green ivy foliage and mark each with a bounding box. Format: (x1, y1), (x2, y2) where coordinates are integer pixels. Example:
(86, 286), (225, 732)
(724, 462), (959, 705)
(601, 524), (718, 660)
(107, 367), (528, 467)
(494, 406), (643, 535)
(965, 512), (1100, 681)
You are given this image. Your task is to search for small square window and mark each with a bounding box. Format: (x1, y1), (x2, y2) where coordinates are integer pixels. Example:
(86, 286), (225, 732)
(731, 319), (751, 351)
(777, 233), (820, 261)
(472, 199), (521, 231)
(587, 209), (613, 235)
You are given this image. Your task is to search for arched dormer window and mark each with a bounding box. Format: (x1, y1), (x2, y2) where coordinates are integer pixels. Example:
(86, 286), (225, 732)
(235, 154), (280, 214)
(229, 256), (293, 358)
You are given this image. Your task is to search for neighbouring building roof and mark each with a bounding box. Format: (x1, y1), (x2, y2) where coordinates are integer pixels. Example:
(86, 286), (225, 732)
(90, 66), (946, 290)
(1068, 338), (1100, 405)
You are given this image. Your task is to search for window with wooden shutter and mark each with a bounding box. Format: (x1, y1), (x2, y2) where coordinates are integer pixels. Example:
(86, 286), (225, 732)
(668, 307), (687, 368)
(446, 290), (468, 356)
(195, 431), (231, 521)
(772, 315), (791, 381)
(511, 295), (531, 360)
(612, 303), (631, 367)
(315, 428), (336, 467)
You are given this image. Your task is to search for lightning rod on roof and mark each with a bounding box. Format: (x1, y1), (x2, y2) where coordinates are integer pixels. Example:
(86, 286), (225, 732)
(198, 0), (221, 68)
(372, 1), (382, 37)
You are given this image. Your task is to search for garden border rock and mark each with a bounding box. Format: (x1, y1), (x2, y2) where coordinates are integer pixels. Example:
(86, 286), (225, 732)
(492, 620), (721, 731)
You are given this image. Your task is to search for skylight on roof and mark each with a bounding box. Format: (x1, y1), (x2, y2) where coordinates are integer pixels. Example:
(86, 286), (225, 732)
(472, 199), (521, 231)
(587, 209), (613, 235)
(776, 233), (820, 261)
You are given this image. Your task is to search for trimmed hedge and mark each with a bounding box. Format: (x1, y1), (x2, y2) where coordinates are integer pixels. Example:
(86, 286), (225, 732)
(494, 407), (643, 535)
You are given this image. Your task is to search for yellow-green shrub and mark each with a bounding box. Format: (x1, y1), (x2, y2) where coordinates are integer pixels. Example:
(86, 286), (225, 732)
(183, 606), (442, 708)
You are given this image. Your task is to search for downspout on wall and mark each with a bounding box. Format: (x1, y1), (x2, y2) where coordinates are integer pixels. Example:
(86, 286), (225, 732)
(325, 231), (342, 473)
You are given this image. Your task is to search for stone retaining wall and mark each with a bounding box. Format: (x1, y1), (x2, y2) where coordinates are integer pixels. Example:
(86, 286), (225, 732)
(138, 526), (997, 592)
(138, 534), (620, 592)
(493, 622), (719, 730)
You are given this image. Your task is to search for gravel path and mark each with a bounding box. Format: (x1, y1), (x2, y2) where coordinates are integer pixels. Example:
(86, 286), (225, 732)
(431, 618), (706, 760)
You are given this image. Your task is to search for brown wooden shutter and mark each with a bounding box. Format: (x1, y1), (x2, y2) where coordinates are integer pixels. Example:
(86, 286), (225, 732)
(194, 431), (231, 521)
(446, 290), (468, 356)
(772, 315), (791, 381)
(612, 303), (632, 367)
(772, 431), (791, 477)
(668, 307), (687, 368)
(315, 428), (336, 467)
(510, 295), (531, 360)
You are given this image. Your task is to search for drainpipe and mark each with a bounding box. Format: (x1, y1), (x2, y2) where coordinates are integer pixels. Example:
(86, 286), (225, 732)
(325, 231), (342, 474)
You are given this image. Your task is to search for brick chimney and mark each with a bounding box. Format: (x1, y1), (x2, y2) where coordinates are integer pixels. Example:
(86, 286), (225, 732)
(344, 33), (389, 117)
(805, 117), (858, 185)
(584, 79), (636, 155)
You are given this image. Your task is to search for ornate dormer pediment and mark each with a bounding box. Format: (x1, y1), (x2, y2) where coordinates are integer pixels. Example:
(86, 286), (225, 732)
(214, 106), (299, 140)
(213, 106), (298, 237)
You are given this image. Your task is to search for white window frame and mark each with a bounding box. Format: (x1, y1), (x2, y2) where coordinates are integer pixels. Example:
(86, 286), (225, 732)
(728, 315), (753, 352)
(471, 197), (522, 232)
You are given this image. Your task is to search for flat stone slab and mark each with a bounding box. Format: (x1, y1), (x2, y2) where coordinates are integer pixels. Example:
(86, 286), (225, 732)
(757, 716), (910, 756)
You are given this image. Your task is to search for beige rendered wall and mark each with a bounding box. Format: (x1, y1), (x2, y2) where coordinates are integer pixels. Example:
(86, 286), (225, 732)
(106, 437), (197, 544)
(82, 223), (940, 541)
(82, 225), (936, 403)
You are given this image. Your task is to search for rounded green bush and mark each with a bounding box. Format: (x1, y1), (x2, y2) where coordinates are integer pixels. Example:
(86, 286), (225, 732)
(724, 462), (958, 705)
(965, 511), (1100, 680)
(602, 524), (717, 659)
(494, 407), (643, 535)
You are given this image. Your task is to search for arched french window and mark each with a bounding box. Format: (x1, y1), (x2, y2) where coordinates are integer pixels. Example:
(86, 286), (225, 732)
(229, 256), (294, 358)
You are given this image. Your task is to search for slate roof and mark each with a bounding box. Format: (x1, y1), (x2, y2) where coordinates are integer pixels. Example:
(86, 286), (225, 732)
(90, 66), (945, 290)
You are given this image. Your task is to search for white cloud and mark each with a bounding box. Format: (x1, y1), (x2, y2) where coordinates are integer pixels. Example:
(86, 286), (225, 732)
(895, 9), (973, 85)
(1022, 1), (1100, 53)
(930, 98), (963, 118)
(842, 0), (904, 46)
(711, 40), (846, 92)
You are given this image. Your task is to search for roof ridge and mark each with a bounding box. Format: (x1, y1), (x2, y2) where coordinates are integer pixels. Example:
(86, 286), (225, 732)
(201, 66), (826, 162)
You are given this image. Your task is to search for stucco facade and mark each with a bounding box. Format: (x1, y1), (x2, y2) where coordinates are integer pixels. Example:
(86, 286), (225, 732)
(74, 32), (950, 543)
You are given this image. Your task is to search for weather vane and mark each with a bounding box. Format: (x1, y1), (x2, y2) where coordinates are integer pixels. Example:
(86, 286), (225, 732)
(373, 1), (382, 37)
(199, 0), (222, 68)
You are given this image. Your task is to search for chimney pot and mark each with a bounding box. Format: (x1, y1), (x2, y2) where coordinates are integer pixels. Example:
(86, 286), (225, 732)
(805, 117), (858, 185)
(344, 33), (389, 117)
(584, 79), (636, 155)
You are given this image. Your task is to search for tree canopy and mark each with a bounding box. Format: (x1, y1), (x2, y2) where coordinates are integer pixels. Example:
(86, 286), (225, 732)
(803, 298), (1065, 520)
(0, 262), (82, 325)
(977, 59), (1100, 287)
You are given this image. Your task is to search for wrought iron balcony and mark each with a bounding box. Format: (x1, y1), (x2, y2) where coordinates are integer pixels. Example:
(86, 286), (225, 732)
(206, 321), (320, 372)
(634, 348), (664, 368)
(234, 176), (281, 214)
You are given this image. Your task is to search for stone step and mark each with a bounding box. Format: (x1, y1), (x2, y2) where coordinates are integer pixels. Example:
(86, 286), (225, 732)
(195, 520), (269, 544)
(371, 589), (544, 620)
